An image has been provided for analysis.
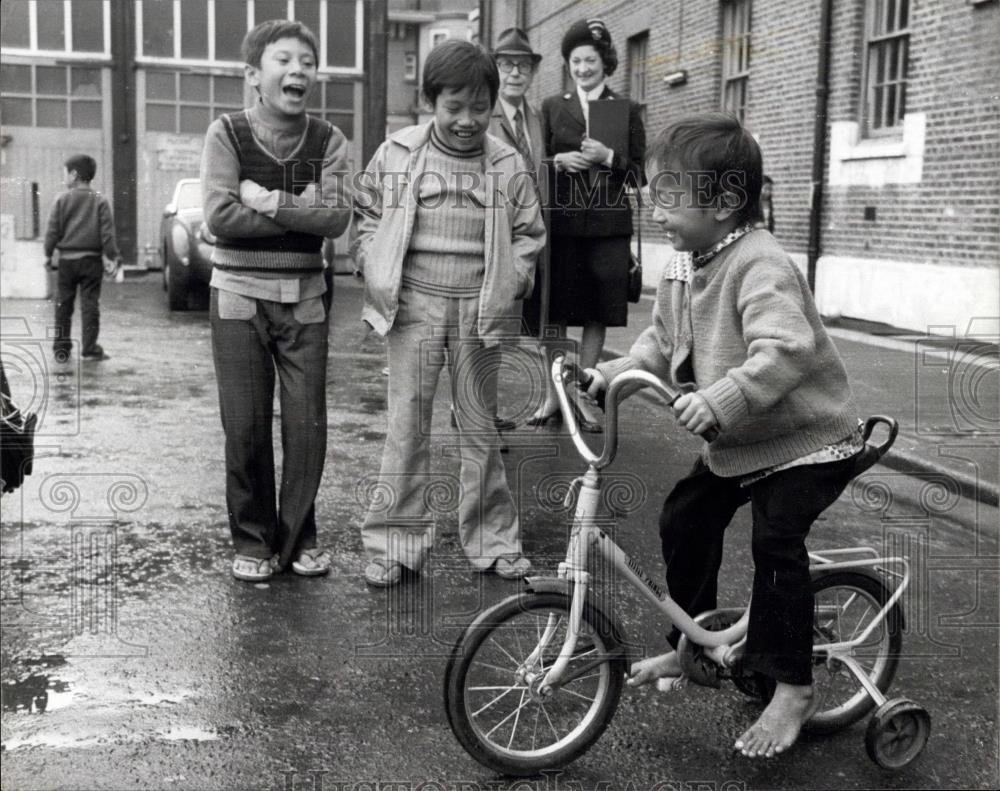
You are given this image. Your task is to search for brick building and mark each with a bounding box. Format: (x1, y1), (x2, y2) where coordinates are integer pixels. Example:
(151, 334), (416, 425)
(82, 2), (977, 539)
(481, 0), (1000, 337)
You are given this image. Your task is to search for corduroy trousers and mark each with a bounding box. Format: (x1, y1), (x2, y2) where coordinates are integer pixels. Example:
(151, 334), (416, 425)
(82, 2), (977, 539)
(362, 287), (521, 572)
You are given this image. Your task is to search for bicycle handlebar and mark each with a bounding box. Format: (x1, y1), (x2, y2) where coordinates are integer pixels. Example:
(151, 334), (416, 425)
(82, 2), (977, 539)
(551, 355), (719, 470)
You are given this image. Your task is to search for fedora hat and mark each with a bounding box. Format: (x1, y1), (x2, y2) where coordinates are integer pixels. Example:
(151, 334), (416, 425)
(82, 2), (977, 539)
(492, 27), (542, 64)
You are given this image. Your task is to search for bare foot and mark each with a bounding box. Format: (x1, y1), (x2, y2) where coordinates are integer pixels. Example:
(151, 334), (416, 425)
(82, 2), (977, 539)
(627, 651), (683, 687)
(734, 682), (817, 758)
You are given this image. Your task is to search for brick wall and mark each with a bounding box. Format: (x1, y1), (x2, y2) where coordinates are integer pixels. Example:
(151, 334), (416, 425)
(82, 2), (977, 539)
(486, 0), (1000, 270)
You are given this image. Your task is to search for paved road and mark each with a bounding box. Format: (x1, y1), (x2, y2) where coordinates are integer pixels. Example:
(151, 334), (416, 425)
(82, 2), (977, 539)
(0, 276), (996, 790)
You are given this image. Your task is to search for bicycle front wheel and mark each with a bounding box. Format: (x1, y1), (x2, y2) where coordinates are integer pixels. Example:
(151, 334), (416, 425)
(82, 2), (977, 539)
(444, 591), (626, 776)
(806, 571), (903, 734)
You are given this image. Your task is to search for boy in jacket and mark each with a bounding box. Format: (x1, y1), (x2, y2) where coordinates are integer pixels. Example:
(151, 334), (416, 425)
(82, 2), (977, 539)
(352, 40), (545, 587)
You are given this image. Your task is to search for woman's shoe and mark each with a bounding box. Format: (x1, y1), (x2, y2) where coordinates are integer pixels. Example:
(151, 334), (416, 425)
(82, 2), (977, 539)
(526, 408), (563, 427)
(569, 398), (603, 434)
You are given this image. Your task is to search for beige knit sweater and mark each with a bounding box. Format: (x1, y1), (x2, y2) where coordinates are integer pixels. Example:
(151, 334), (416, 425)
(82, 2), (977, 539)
(597, 230), (858, 476)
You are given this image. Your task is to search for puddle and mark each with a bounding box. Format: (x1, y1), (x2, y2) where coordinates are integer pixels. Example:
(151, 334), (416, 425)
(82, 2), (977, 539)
(156, 726), (219, 742)
(1, 674), (74, 713)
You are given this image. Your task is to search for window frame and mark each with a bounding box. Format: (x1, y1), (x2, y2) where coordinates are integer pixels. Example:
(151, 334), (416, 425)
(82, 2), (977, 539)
(133, 0), (364, 75)
(0, 60), (105, 129)
(626, 30), (649, 126)
(720, 0), (751, 124)
(860, 0), (910, 138)
(0, 0), (112, 60)
(403, 51), (417, 82)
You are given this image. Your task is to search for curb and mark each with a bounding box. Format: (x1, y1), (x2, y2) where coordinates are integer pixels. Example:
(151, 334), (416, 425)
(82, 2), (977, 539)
(600, 344), (999, 508)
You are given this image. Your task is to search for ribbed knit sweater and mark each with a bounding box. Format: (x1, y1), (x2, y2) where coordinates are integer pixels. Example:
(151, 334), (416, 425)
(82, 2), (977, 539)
(400, 128), (486, 297)
(597, 229), (858, 476)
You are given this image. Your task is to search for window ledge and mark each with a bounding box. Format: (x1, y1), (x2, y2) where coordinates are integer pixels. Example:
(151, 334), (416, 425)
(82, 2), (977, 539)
(840, 138), (906, 161)
(830, 113), (925, 186)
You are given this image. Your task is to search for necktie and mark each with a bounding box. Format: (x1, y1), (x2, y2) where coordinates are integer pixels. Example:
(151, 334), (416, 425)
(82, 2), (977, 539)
(512, 107), (533, 168)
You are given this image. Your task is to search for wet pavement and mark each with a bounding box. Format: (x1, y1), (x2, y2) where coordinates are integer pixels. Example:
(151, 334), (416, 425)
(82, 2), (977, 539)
(0, 275), (997, 790)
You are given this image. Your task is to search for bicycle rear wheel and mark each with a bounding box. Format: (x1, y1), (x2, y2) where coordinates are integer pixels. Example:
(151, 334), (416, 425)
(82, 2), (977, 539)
(444, 591), (626, 776)
(806, 571), (903, 734)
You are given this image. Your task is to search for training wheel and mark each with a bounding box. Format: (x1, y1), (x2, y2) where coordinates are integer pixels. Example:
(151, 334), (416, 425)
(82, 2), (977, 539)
(864, 698), (931, 770)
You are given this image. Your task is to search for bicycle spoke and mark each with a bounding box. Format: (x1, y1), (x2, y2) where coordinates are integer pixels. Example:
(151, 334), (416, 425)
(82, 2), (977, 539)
(470, 659), (520, 675)
(559, 686), (598, 703)
(507, 689), (526, 750)
(484, 690), (535, 739)
(488, 635), (524, 667)
(471, 685), (519, 718)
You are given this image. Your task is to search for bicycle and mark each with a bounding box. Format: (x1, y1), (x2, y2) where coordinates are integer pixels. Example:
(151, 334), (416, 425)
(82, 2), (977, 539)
(444, 354), (931, 775)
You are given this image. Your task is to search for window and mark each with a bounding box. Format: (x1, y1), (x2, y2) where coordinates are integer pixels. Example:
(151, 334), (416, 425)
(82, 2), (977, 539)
(863, 0), (909, 136)
(430, 29), (449, 49)
(136, 0), (361, 70)
(627, 32), (649, 125)
(305, 80), (355, 139)
(144, 72), (245, 133)
(0, 0), (109, 55)
(404, 52), (417, 82)
(721, 0), (751, 123)
(0, 63), (103, 128)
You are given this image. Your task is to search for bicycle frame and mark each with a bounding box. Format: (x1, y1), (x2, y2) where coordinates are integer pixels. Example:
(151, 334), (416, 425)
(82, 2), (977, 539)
(536, 356), (910, 702)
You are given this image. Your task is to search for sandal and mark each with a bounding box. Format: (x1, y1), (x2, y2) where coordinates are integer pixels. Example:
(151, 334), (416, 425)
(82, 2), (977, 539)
(363, 558), (403, 587)
(493, 554), (531, 580)
(292, 548), (331, 577)
(232, 554), (277, 582)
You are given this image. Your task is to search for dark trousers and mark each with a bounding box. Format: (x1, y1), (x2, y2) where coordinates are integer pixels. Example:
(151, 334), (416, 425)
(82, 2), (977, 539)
(210, 290), (329, 569)
(660, 455), (856, 685)
(54, 256), (103, 356)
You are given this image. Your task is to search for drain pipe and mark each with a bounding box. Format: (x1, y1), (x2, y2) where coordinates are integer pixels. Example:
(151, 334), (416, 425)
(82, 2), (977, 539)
(806, 0), (835, 293)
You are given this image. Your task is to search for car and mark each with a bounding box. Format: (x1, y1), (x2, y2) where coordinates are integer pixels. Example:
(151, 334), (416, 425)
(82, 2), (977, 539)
(160, 177), (339, 312)
(160, 178), (214, 311)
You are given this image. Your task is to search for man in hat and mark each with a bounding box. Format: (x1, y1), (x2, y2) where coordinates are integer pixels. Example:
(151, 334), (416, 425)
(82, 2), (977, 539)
(483, 27), (547, 432)
(489, 27), (544, 181)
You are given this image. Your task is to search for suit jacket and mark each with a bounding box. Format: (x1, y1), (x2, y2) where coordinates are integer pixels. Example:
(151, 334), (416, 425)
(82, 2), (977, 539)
(540, 85), (646, 238)
(490, 98), (552, 334)
(488, 98), (545, 185)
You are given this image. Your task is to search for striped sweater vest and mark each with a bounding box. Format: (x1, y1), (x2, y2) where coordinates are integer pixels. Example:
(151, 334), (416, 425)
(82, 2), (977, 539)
(214, 111), (331, 274)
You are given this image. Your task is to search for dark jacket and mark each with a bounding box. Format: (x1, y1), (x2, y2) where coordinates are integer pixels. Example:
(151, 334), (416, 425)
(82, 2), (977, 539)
(541, 86), (645, 237)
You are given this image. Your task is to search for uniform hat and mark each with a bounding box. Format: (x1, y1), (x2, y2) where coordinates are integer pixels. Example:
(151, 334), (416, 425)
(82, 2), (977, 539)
(560, 18), (612, 60)
(492, 27), (542, 64)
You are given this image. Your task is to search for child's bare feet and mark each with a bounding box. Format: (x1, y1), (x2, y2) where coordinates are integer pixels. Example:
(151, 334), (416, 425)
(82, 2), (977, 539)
(734, 682), (817, 758)
(627, 651), (683, 687)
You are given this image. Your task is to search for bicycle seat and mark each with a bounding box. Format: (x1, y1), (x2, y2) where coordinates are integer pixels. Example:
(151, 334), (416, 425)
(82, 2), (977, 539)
(848, 416), (899, 478)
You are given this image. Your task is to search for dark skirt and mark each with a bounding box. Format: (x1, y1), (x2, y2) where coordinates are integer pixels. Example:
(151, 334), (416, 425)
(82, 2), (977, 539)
(524, 234), (631, 333)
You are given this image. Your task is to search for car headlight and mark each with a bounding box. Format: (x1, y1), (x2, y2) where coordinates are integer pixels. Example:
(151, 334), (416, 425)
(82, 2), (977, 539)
(170, 223), (191, 265)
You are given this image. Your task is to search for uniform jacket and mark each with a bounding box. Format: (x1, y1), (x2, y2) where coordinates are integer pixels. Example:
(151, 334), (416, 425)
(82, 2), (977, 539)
(541, 85), (646, 238)
(350, 123), (546, 345)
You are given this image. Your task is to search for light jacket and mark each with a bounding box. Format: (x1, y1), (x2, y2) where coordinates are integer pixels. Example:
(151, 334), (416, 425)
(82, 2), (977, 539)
(350, 123), (545, 345)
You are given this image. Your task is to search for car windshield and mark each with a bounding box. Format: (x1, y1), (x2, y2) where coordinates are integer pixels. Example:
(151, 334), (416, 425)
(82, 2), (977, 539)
(174, 181), (201, 211)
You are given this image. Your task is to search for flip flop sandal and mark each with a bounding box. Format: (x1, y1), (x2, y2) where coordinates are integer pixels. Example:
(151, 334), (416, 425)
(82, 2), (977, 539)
(363, 558), (403, 587)
(292, 549), (331, 577)
(494, 554), (531, 580)
(232, 555), (276, 582)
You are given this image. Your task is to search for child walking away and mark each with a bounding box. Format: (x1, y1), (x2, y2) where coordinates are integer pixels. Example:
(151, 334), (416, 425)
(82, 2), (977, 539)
(352, 40), (545, 588)
(44, 154), (122, 363)
(201, 19), (352, 582)
(586, 113), (863, 759)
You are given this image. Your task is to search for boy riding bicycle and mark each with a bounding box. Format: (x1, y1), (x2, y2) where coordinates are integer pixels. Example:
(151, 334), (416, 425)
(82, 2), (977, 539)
(585, 113), (864, 759)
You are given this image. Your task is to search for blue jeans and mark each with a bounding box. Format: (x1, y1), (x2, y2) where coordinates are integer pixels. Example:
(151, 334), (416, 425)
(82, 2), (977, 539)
(210, 288), (328, 568)
(362, 288), (521, 571)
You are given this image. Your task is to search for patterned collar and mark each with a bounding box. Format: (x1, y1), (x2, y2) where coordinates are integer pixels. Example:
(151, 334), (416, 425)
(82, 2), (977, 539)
(664, 224), (754, 283)
(692, 223), (754, 268)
